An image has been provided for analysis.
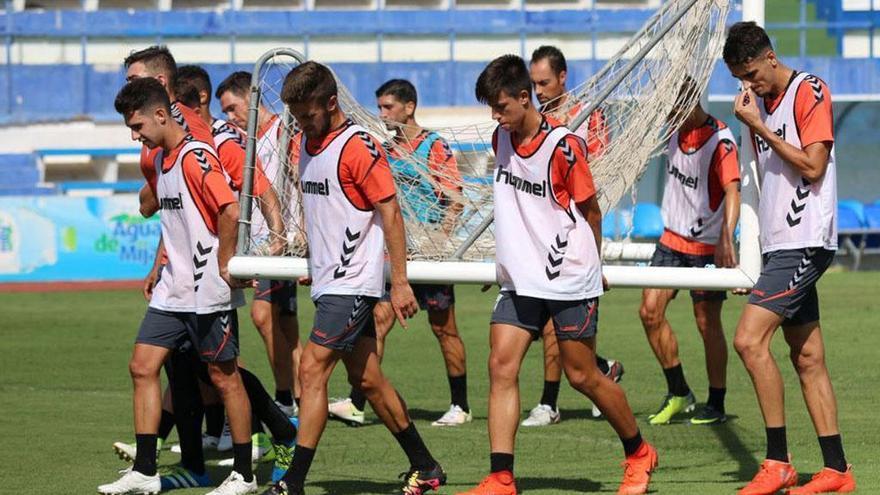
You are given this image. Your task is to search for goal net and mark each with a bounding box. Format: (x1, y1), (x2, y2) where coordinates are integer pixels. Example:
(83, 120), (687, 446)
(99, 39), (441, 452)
(230, 0), (756, 288)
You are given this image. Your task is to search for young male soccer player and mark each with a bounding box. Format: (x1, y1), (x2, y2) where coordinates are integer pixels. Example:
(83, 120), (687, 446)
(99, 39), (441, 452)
(118, 56), (293, 473)
(100, 78), (256, 495)
(524, 45), (623, 424)
(637, 81), (740, 425)
(328, 78), (472, 427)
(458, 54), (657, 495)
(724, 22), (855, 495)
(262, 61), (446, 495)
(216, 71), (303, 417)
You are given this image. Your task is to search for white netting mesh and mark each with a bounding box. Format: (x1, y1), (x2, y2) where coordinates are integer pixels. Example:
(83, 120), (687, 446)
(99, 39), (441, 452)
(240, 0), (730, 263)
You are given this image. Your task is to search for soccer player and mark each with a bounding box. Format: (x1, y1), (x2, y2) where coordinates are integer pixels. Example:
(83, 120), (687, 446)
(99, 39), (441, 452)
(637, 78), (740, 426)
(327, 78), (471, 427)
(725, 22), (855, 495)
(216, 71), (302, 417)
(99, 78), (256, 495)
(115, 53), (297, 487)
(262, 61), (446, 495)
(458, 54), (657, 495)
(524, 45), (623, 425)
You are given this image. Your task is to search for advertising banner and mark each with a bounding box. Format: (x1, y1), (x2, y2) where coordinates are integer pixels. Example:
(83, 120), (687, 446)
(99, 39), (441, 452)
(0, 194), (159, 283)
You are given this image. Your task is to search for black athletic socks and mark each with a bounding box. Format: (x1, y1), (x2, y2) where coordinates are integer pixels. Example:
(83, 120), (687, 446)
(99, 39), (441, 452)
(349, 387), (368, 411)
(232, 442), (254, 482)
(596, 355), (611, 375)
(662, 364), (691, 397)
(133, 434), (158, 476)
(282, 445), (316, 490)
(765, 426), (788, 462)
(393, 423), (436, 470)
(621, 430), (644, 457)
(448, 374), (469, 412)
(707, 387), (726, 414)
(169, 350), (206, 474)
(490, 452), (514, 473)
(539, 380), (561, 410)
(158, 409), (175, 440)
(205, 404), (225, 438)
(239, 367), (296, 445)
(818, 434), (847, 472)
(275, 389), (293, 407)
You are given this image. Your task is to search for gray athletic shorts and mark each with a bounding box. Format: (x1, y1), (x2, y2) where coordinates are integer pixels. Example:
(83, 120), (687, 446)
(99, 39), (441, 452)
(310, 295), (379, 352)
(650, 243), (726, 302)
(380, 284), (455, 312)
(136, 307), (240, 362)
(749, 248), (835, 325)
(254, 279), (298, 315)
(490, 290), (599, 341)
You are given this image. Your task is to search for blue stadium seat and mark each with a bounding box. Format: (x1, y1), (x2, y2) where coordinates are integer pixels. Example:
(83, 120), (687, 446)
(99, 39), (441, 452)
(838, 199), (866, 227)
(0, 153), (40, 189)
(837, 204), (863, 231)
(631, 203), (664, 239)
(864, 204), (880, 229)
(602, 209), (621, 238)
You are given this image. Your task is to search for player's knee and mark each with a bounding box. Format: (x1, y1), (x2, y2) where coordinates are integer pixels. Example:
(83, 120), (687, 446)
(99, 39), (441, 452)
(488, 352), (518, 383)
(129, 358), (160, 382)
(639, 302), (662, 330)
(565, 366), (601, 392)
(349, 372), (383, 397)
(733, 333), (763, 362)
(250, 306), (271, 332)
(790, 347), (824, 375)
(206, 362), (239, 393)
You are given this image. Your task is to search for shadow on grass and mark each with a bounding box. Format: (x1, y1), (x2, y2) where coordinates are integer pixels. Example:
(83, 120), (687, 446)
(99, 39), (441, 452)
(709, 415), (761, 482)
(309, 477), (399, 495)
(517, 476), (603, 493)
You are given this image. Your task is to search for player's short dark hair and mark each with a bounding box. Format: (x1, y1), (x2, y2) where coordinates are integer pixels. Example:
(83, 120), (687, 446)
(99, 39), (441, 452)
(114, 77), (171, 117)
(375, 79), (418, 107)
(281, 61), (338, 106)
(215, 71), (251, 100)
(177, 65), (212, 100)
(723, 21), (773, 66)
(530, 45), (567, 76)
(475, 54), (532, 104)
(124, 45), (177, 87)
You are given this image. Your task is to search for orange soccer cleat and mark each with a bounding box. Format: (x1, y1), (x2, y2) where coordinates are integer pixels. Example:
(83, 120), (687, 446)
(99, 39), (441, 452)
(738, 458), (798, 495)
(455, 471), (517, 495)
(617, 441), (658, 495)
(787, 465), (856, 494)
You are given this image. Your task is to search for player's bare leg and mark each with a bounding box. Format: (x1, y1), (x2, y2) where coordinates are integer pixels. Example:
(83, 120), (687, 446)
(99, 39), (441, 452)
(734, 304), (786, 429)
(252, 300), (295, 400)
(130, 344), (173, 437)
(522, 322), (562, 426)
(487, 324), (533, 454)
(694, 300), (727, 389)
(428, 305), (472, 426)
(207, 360), (254, 483)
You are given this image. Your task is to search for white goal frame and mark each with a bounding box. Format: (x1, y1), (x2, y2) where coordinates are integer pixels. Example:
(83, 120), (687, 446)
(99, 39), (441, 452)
(229, 0), (766, 291)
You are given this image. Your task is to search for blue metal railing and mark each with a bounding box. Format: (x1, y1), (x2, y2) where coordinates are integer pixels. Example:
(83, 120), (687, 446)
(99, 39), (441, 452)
(1, 0), (879, 121)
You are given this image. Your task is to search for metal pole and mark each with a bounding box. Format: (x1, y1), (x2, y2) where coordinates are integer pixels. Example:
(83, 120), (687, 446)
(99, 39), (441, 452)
(237, 48), (308, 256)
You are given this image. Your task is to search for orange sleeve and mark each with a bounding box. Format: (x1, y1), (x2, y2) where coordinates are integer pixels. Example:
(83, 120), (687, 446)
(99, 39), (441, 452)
(217, 139), (270, 196)
(551, 134), (595, 206)
(140, 147), (158, 193)
(585, 108), (609, 158)
(794, 77), (834, 148)
(708, 138), (740, 212)
(339, 133), (397, 210)
(177, 103), (215, 147)
(714, 138), (740, 187)
(428, 138), (463, 193)
(181, 149), (237, 234)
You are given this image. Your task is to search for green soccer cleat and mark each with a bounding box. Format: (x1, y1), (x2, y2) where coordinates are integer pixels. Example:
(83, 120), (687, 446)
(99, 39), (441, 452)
(648, 392), (696, 425)
(690, 404), (727, 425)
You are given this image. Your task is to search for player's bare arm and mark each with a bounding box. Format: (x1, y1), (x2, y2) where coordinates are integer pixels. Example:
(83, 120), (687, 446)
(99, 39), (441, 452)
(576, 195), (607, 290)
(715, 181), (740, 268)
(374, 194), (418, 326)
(139, 183), (159, 218)
(734, 88), (832, 182)
(217, 201), (247, 288)
(257, 186), (286, 256)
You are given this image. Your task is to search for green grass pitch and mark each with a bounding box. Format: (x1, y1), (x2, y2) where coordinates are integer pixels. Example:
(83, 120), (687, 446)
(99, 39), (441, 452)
(1, 271), (877, 494)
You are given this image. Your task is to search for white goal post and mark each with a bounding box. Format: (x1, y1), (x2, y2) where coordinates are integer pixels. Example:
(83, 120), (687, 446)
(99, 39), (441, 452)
(229, 0), (765, 291)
